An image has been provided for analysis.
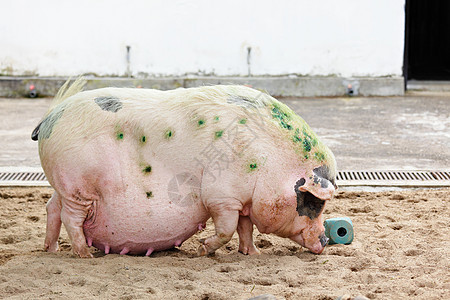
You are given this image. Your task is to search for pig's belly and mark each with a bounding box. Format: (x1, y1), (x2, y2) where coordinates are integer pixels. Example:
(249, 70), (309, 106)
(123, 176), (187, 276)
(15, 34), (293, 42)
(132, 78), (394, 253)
(83, 194), (209, 255)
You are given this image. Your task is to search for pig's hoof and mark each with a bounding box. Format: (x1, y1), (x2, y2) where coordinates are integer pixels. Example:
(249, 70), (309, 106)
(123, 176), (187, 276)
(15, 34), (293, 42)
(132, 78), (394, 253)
(197, 244), (208, 256)
(78, 251), (94, 258)
(44, 242), (59, 253)
(238, 245), (261, 255)
(73, 247), (93, 258)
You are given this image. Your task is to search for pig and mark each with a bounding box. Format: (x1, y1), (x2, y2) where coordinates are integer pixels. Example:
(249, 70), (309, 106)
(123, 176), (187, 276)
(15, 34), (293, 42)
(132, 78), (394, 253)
(32, 78), (337, 258)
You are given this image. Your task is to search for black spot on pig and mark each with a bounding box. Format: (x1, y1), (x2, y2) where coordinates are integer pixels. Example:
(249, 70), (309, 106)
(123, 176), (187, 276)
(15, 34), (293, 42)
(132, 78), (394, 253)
(313, 165), (336, 189)
(142, 165), (152, 174)
(295, 178), (306, 189)
(227, 95), (261, 108)
(313, 165), (330, 180)
(294, 179), (325, 220)
(313, 174), (329, 188)
(31, 109), (65, 140)
(297, 192), (325, 220)
(31, 122), (41, 141)
(94, 96), (123, 113)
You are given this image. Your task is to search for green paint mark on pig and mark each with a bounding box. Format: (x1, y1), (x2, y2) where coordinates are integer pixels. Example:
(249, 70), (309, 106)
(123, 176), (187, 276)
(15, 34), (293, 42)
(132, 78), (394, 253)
(165, 129), (174, 139)
(198, 119), (206, 127)
(302, 128), (319, 153)
(293, 135), (302, 143)
(303, 138), (312, 152)
(114, 124), (125, 141)
(146, 191), (153, 198)
(246, 159), (261, 173)
(271, 103), (295, 131)
(282, 121), (292, 130)
(293, 128), (302, 143)
(314, 152), (326, 161)
(268, 101), (330, 162)
(215, 130), (223, 139)
(143, 165), (152, 174)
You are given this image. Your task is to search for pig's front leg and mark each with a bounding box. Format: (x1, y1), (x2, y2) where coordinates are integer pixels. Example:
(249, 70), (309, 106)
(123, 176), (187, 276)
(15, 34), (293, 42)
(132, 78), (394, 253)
(198, 199), (242, 256)
(60, 195), (93, 258)
(44, 192), (62, 252)
(237, 216), (260, 255)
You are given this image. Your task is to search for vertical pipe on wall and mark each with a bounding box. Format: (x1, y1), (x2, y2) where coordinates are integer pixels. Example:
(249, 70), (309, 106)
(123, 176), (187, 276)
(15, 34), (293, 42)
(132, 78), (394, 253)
(126, 45), (131, 77)
(247, 46), (252, 77)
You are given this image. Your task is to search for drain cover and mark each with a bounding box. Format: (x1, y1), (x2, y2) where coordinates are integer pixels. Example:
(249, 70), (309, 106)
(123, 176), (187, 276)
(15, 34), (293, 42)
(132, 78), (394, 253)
(0, 170), (449, 187)
(0, 171), (49, 187)
(337, 170), (450, 187)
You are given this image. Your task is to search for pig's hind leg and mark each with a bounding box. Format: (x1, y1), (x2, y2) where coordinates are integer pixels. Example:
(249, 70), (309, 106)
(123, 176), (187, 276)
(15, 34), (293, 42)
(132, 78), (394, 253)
(237, 216), (260, 255)
(198, 199), (241, 256)
(44, 192), (62, 252)
(60, 194), (94, 258)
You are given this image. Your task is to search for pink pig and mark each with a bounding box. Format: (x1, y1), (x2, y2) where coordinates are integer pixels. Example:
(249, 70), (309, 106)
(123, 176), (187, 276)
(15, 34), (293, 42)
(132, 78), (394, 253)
(32, 79), (337, 258)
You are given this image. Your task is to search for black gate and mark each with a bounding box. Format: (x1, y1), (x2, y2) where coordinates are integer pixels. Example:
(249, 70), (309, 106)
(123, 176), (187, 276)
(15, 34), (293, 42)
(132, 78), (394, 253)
(405, 0), (450, 80)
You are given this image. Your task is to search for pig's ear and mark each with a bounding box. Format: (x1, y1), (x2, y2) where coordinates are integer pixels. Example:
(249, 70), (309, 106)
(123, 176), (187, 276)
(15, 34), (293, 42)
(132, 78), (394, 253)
(297, 168), (336, 200)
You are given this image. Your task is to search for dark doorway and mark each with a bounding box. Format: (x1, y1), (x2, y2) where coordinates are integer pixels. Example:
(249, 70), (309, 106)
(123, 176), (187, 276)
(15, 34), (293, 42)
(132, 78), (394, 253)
(405, 0), (450, 80)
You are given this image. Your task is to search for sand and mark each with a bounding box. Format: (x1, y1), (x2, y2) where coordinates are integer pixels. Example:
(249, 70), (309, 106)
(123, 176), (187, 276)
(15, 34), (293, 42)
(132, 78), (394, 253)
(0, 187), (449, 299)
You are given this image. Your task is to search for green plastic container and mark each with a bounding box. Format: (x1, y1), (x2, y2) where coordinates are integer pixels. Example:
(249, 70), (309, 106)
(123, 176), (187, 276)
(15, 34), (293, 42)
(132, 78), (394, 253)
(323, 217), (354, 245)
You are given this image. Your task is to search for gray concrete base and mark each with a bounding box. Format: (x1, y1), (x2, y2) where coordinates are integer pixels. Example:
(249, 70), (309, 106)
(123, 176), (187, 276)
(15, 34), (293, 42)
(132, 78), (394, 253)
(0, 76), (404, 98)
(407, 80), (450, 92)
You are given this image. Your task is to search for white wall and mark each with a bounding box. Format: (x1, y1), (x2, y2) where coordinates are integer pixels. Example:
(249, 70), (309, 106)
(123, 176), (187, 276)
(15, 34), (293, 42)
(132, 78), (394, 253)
(0, 0), (405, 78)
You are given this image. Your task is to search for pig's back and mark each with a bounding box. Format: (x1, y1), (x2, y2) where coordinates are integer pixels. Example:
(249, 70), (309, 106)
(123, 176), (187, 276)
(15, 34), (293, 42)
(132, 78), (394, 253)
(39, 85), (277, 168)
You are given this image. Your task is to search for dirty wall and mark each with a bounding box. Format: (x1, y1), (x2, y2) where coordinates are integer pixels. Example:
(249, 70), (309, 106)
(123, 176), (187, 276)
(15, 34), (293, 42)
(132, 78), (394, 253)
(0, 0), (405, 78)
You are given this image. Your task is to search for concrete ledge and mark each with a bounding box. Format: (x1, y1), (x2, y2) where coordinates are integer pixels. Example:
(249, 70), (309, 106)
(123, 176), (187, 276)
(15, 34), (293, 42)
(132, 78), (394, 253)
(0, 76), (404, 98)
(407, 80), (450, 92)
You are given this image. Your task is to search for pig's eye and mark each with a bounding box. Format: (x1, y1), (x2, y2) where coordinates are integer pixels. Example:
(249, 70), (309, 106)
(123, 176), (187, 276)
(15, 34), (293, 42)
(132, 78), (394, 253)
(295, 186), (325, 220)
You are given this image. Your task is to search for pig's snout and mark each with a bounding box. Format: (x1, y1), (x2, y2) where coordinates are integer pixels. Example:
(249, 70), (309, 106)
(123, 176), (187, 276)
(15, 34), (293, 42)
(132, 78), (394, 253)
(311, 232), (329, 254)
(290, 231), (328, 254)
(319, 232), (329, 248)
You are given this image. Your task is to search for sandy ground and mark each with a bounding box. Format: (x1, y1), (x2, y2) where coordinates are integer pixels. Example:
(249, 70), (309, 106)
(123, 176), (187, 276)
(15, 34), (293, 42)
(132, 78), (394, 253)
(0, 187), (449, 300)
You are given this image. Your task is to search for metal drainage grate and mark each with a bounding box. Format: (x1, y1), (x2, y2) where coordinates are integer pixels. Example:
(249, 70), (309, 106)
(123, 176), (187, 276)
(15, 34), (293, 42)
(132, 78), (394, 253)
(337, 170), (450, 187)
(0, 171), (49, 187)
(0, 170), (449, 187)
